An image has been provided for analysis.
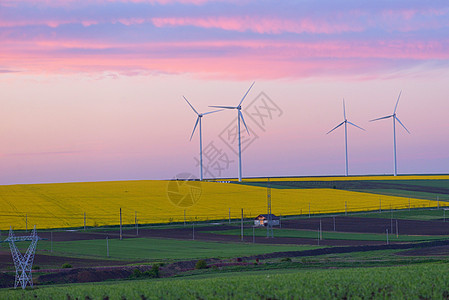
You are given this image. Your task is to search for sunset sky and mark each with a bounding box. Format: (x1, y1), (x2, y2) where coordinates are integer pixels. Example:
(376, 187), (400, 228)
(1, 0), (448, 184)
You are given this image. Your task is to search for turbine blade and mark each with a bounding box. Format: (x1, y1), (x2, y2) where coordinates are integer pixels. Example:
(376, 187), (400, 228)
(202, 109), (224, 116)
(347, 121), (366, 131)
(239, 110), (250, 135)
(238, 81), (255, 106)
(369, 115), (393, 122)
(326, 121), (345, 134)
(190, 117), (200, 141)
(395, 116), (410, 134)
(394, 90), (402, 114)
(183, 96), (199, 115)
(343, 99), (346, 120)
(209, 105), (236, 109)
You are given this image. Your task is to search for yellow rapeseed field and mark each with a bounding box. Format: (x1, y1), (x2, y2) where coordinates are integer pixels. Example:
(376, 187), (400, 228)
(0, 179), (442, 230)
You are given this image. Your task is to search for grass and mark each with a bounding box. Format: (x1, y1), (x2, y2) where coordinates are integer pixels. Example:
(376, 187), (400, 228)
(352, 188), (449, 202)
(240, 178), (449, 202)
(355, 208), (449, 221)
(3, 262), (449, 299)
(208, 227), (449, 242)
(34, 238), (320, 261)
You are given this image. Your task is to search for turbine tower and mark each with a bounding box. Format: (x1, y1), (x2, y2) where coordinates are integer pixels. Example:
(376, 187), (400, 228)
(183, 96), (222, 181)
(210, 82), (255, 182)
(370, 91), (410, 176)
(327, 99), (365, 176)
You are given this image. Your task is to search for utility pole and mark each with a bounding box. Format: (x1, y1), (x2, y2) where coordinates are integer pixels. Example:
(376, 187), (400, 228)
(319, 219), (322, 240)
(241, 209), (244, 241)
(135, 211), (138, 236)
(267, 178), (273, 238)
(119, 208), (122, 240)
(390, 206), (393, 234)
(396, 219), (398, 238)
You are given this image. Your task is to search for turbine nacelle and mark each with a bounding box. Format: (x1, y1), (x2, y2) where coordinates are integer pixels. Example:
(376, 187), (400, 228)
(327, 99), (365, 135)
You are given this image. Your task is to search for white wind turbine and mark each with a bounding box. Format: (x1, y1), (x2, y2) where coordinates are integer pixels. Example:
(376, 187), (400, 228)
(183, 96), (222, 181)
(209, 82), (255, 182)
(370, 91), (410, 176)
(327, 99), (365, 176)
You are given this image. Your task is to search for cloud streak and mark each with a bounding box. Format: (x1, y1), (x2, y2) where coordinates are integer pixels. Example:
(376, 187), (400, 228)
(1, 0), (448, 79)
(151, 17), (362, 34)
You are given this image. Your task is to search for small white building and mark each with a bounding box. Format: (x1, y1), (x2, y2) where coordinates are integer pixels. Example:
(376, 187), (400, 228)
(254, 214), (280, 227)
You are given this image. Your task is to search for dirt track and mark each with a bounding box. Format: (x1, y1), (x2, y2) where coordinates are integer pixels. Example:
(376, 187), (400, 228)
(2, 216), (449, 272)
(6, 215), (449, 248)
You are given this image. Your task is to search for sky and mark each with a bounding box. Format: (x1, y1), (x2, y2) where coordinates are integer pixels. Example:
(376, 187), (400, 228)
(0, 0), (448, 184)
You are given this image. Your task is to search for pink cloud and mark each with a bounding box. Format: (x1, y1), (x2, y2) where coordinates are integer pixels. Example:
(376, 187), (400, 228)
(1, 37), (448, 79)
(1, 0), (220, 7)
(0, 18), (101, 28)
(152, 16), (362, 34)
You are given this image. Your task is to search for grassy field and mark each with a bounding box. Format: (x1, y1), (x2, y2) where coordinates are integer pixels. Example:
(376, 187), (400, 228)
(356, 208), (449, 221)
(208, 227), (449, 242)
(241, 178), (449, 201)
(236, 175), (449, 182)
(0, 175), (443, 230)
(30, 238), (320, 261)
(2, 262), (449, 299)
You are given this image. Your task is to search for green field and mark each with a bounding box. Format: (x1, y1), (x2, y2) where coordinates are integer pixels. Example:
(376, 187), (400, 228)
(0, 176), (448, 296)
(355, 208), (449, 221)
(32, 238), (320, 261)
(209, 227), (449, 242)
(2, 263), (449, 299)
(240, 179), (449, 201)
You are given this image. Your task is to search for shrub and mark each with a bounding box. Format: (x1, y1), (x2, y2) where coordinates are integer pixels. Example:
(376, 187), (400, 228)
(195, 260), (207, 269)
(131, 265), (159, 279)
(62, 263), (72, 269)
(281, 257), (292, 262)
(131, 269), (143, 278)
(145, 264), (159, 278)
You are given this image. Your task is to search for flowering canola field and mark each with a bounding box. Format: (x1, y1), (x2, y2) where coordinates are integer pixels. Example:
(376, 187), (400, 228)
(0, 177), (443, 230)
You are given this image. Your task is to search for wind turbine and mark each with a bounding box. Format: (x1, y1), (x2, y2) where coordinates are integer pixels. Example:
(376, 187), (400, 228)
(327, 99), (365, 176)
(183, 96), (222, 181)
(370, 91), (410, 176)
(209, 82), (255, 182)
